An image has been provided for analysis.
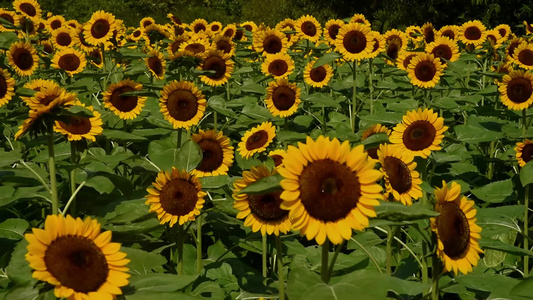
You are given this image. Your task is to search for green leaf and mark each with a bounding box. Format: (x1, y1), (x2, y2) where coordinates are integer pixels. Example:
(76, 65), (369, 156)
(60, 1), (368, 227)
(241, 103), (271, 121)
(102, 129), (147, 142)
(176, 140), (202, 172)
(15, 88), (36, 98)
(359, 113), (404, 125)
(454, 124), (504, 144)
(511, 277), (533, 298)
(129, 274), (198, 292)
(6, 240), (33, 285)
(238, 173), (282, 194)
(126, 292), (203, 300)
(3, 284), (39, 300)
(470, 179), (514, 203)
(208, 96), (236, 117)
(60, 105), (94, 118)
(119, 90), (159, 97)
(479, 238), (533, 256)
(375, 201), (439, 222)
(520, 161), (533, 186)
(0, 32), (18, 50)
(303, 92), (341, 109)
(240, 83), (265, 94)
(313, 52), (341, 68)
(199, 175), (230, 189)
(0, 219), (29, 240)
(233, 66), (253, 75)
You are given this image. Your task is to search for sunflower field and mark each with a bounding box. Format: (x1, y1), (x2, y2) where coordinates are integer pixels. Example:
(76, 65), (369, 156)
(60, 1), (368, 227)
(2, 0), (533, 299)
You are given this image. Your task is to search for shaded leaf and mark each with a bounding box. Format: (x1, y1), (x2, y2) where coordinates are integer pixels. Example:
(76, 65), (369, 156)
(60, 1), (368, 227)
(237, 173), (282, 194)
(0, 219), (29, 240)
(470, 179), (514, 203)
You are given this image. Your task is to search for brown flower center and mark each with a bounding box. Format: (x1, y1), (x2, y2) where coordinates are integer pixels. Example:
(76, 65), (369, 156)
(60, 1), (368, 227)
(110, 86), (138, 112)
(234, 29), (244, 41)
(424, 27), (434, 43)
(301, 21), (317, 37)
(268, 60), (288, 77)
(0, 13), (14, 25)
(383, 157), (412, 194)
(203, 56), (226, 80)
(441, 30), (455, 40)
(402, 54), (416, 69)
(437, 202), (470, 259)
(246, 130), (269, 151)
(464, 26), (482, 41)
(171, 41), (183, 54)
(343, 30), (367, 54)
(19, 3), (37, 17)
(59, 116), (92, 134)
(56, 32), (72, 47)
(224, 28), (234, 38)
(497, 28), (507, 38)
(91, 19), (110, 39)
(132, 30), (141, 38)
(508, 41), (520, 58)
(263, 35), (282, 54)
(193, 23), (206, 33)
(216, 40), (232, 54)
(367, 147), (378, 160)
(142, 20), (153, 28)
(243, 24), (253, 32)
(248, 191), (288, 221)
(386, 42), (400, 60)
(166, 89), (199, 121)
(299, 159), (361, 222)
(211, 24), (220, 32)
(522, 144), (533, 164)
(197, 139), (224, 172)
(58, 54), (81, 72)
(184, 43), (205, 54)
(272, 86), (296, 110)
(148, 57), (163, 76)
(507, 77), (533, 104)
(50, 20), (62, 30)
(328, 24), (340, 40)
(414, 61), (437, 82)
(271, 154), (283, 167)
(402, 120), (437, 151)
(310, 66), (327, 82)
(432, 45), (452, 61)
(13, 48), (34, 71)
(518, 49), (533, 67)
(0, 76), (7, 98)
(44, 235), (108, 293)
(159, 179), (198, 216)
(43, 43), (53, 54)
(39, 95), (59, 106)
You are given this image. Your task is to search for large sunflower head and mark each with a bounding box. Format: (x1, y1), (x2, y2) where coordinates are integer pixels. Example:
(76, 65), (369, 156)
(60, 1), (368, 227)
(145, 49), (166, 80)
(139, 17), (155, 30)
(361, 123), (391, 159)
(261, 53), (294, 79)
(83, 10), (116, 46)
(197, 49), (234, 86)
(28, 85), (77, 113)
(515, 139), (533, 167)
(269, 149), (287, 168)
(384, 29), (408, 51)
(396, 50), (418, 71)
(103, 79), (147, 120)
(191, 129), (234, 177)
(222, 24), (237, 39)
(378, 144), (422, 206)
(7, 41), (39, 77)
(212, 34), (235, 56)
(431, 181), (483, 275)
(278, 136), (382, 245)
(334, 22), (373, 61)
(190, 18), (208, 34)
(241, 21), (257, 33)
(420, 22), (436, 44)
(0, 9), (19, 32)
(13, 0), (41, 21)
(265, 78), (301, 118)
(498, 70), (533, 111)
(179, 35), (210, 59)
(46, 14), (65, 32)
(238, 122), (276, 159)
(426, 36), (460, 63)
(303, 59), (334, 88)
(233, 165), (291, 236)
(22, 79), (59, 104)
(506, 37), (525, 63)
(437, 25), (459, 41)
(54, 101), (103, 142)
(485, 29), (505, 49)
(160, 80), (206, 129)
(25, 214), (130, 299)
(51, 27), (79, 49)
(208, 21), (223, 34)
(390, 108), (448, 158)
(406, 53), (444, 89)
(459, 20), (487, 47)
(513, 42), (533, 70)
(0, 68), (16, 108)
(324, 19), (344, 45)
(146, 167), (206, 227)
(51, 48), (87, 77)
(295, 15), (321, 43)
(252, 29), (288, 55)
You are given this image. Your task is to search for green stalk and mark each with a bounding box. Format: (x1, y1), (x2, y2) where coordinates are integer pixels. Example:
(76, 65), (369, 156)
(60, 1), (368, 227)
(275, 235), (285, 300)
(386, 226), (399, 276)
(69, 142), (78, 216)
(196, 215), (203, 273)
(525, 184), (530, 277)
(214, 111), (218, 132)
(322, 107), (327, 134)
(369, 58), (375, 115)
(321, 240), (329, 283)
(262, 234), (268, 278)
(523, 109), (528, 137)
(177, 128), (183, 149)
(47, 124), (59, 215)
(432, 250), (441, 300)
(177, 224), (184, 275)
(351, 61), (358, 133)
(326, 240), (346, 281)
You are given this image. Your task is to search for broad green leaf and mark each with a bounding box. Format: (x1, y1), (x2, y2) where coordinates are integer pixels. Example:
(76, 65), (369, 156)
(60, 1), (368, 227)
(479, 238), (533, 256)
(375, 201), (439, 222)
(233, 66), (253, 75)
(176, 140), (202, 172)
(360, 113), (404, 125)
(470, 179), (514, 203)
(6, 240), (33, 285)
(277, 130), (307, 142)
(102, 129), (147, 142)
(59, 105), (94, 118)
(240, 83), (265, 94)
(121, 247), (167, 275)
(119, 90), (159, 97)
(0, 32), (18, 50)
(191, 281), (226, 299)
(208, 96), (236, 117)
(303, 92), (341, 109)
(105, 218), (161, 234)
(520, 161), (533, 186)
(205, 263), (239, 293)
(199, 175), (230, 189)
(237, 173), (282, 194)
(33, 142), (72, 163)
(361, 132), (389, 146)
(126, 292), (203, 300)
(3, 284), (39, 300)
(0, 186), (15, 201)
(129, 274), (198, 292)
(454, 124), (504, 144)
(456, 273), (522, 299)
(0, 219), (29, 240)
(511, 277), (533, 298)
(241, 103), (271, 121)
(313, 52), (341, 68)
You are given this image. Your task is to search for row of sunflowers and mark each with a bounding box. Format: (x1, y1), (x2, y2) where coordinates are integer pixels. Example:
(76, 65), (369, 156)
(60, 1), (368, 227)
(2, 0), (533, 299)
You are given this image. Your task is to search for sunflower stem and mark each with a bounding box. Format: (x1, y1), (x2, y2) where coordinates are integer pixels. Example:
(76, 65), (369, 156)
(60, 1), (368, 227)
(69, 142), (78, 216)
(523, 109), (528, 137)
(326, 240), (345, 281)
(177, 224), (184, 275)
(487, 141), (496, 180)
(369, 58), (375, 115)
(196, 214), (203, 273)
(100, 43), (107, 90)
(386, 225), (399, 276)
(275, 235), (285, 300)
(431, 249), (441, 300)
(351, 61), (358, 133)
(262, 234), (268, 278)
(525, 184), (530, 277)
(214, 111), (218, 132)
(177, 128), (183, 149)
(322, 107), (327, 134)
(47, 124), (59, 215)
(321, 239), (330, 283)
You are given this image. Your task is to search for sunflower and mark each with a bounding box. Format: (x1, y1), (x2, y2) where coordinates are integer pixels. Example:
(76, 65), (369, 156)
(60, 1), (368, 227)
(361, 124), (391, 159)
(513, 42), (533, 70)
(83, 10), (116, 46)
(261, 53), (294, 79)
(142, 24), (169, 48)
(384, 29), (408, 52)
(14, 108), (43, 140)
(65, 19), (82, 31)
(27, 86), (77, 112)
(128, 27), (143, 42)
(431, 181), (483, 275)
(506, 37), (526, 63)
(233, 165), (291, 236)
(18, 16), (38, 37)
(208, 21), (222, 34)
(525, 21), (533, 35)
(190, 18), (208, 34)
(145, 49), (166, 80)
(384, 36), (405, 64)
(269, 149), (286, 167)
(390, 108), (448, 158)
(486, 29), (505, 49)
(40, 39), (54, 55)
(459, 20), (487, 47)
(405, 25), (423, 44)
(179, 36), (210, 58)
(278, 136), (382, 245)
(103, 79), (146, 120)
(334, 22), (373, 61)
(437, 25), (459, 40)
(46, 14), (65, 32)
(167, 13), (182, 26)
(303, 59), (333, 88)
(396, 50), (418, 71)
(21, 79), (59, 104)
(212, 34), (235, 57)
(222, 24), (237, 39)
(367, 31), (385, 59)
(191, 129), (234, 177)
(25, 214), (130, 299)
(160, 80), (206, 129)
(139, 17), (155, 30)
(498, 70), (533, 111)
(54, 101), (103, 142)
(406, 53), (444, 88)
(51, 48), (87, 77)
(377, 144), (422, 206)
(146, 168), (206, 227)
(241, 21), (257, 33)
(420, 22), (436, 44)
(252, 29), (288, 55)
(295, 15), (321, 43)
(349, 13), (371, 27)
(265, 78), (301, 118)
(167, 35), (189, 60)
(515, 139), (533, 167)
(324, 19), (344, 45)
(197, 49), (233, 86)
(0, 68), (16, 108)
(13, 0), (41, 21)
(275, 18), (296, 32)
(238, 122), (276, 159)
(426, 36), (460, 63)
(0, 9), (19, 32)
(7, 41), (39, 77)
(50, 28), (78, 50)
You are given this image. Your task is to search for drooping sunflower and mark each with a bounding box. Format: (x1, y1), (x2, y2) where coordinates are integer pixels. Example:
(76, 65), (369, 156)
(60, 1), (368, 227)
(405, 25), (424, 44)
(7, 41), (39, 77)
(222, 24), (237, 39)
(390, 108), (448, 158)
(103, 79), (147, 120)
(303, 59), (334, 88)
(367, 31), (386, 59)
(334, 22), (373, 61)
(190, 18), (208, 34)
(513, 42), (533, 70)
(54, 101), (103, 142)
(278, 136), (382, 245)
(211, 34), (235, 57)
(498, 70), (533, 111)
(269, 149), (286, 167)
(437, 25), (459, 40)
(83, 10), (116, 46)
(384, 37), (404, 64)
(515, 139), (533, 167)
(145, 49), (166, 80)
(396, 50), (418, 71)
(238, 122), (276, 159)
(233, 165), (292, 236)
(261, 53), (294, 79)
(406, 53), (444, 89)
(0, 68), (16, 108)
(431, 181), (483, 275)
(459, 20), (487, 47)
(349, 13), (371, 27)
(40, 39), (54, 55)
(191, 129), (234, 177)
(21, 79), (59, 104)
(378, 144), (422, 206)
(160, 80), (206, 129)
(426, 36), (460, 63)
(13, 0), (41, 21)
(51, 48), (87, 77)
(295, 15), (321, 43)
(146, 167), (206, 227)
(0, 9), (19, 32)
(265, 78), (301, 117)
(240, 21), (257, 33)
(421, 22), (436, 44)
(361, 123), (391, 159)
(27, 86), (77, 112)
(25, 214), (130, 300)
(252, 29), (288, 55)
(324, 19), (344, 45)
(486, 29), (505, 49)
(139, 17), (155, 30)
(197, 49), (234, 86)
